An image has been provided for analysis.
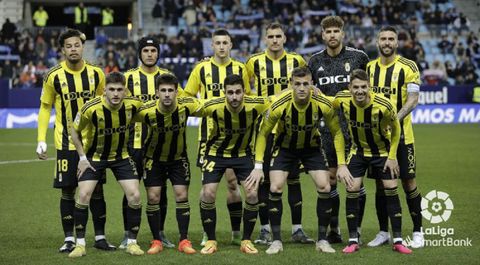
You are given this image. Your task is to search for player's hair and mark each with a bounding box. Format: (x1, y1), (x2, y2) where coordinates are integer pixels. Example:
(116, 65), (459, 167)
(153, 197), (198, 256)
(290, 66), (312, 79)
(105, 72), (126, 86)
(224, 74), (244, 91)
(349, 69), (369, 82)
(320, 16), (344, 30)
(155, 73), (179, 90)
(378, 25), (398, 36)
(58, 28), (86, 47)
(266, 22), (284, 32)
(212, 28), (232, 42)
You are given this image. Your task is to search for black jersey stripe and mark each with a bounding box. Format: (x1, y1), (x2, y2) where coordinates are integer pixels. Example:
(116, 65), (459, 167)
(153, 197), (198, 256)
(230, 108), (247, 157)
(168, 109), (180, 161)
(373, 62), (381, 88)
(100, 106), (112, 160)
(289, 106), (299, 150)
(304, 104), (313, 148)
(378, 110), (391, 152)
(211, 64), (221, 97)
(215, 107), (232, 157)
(87, 111), (98, 158)
(266, 57), (274, 96)
(152, 111), (166, 161)
(364, 105), (380, 156)
(280, 56), (288, 91)
(349, 101), (363, 156)
(115, 104), (127, 160)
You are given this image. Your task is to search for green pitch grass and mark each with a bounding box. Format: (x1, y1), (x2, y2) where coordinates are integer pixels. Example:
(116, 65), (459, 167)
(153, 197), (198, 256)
(0, 124), (479, 265)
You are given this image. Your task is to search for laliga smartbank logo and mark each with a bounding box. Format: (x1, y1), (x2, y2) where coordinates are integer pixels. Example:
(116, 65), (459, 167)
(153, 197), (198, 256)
(404, 190), (472, 247)
(421, 190), (453, 223)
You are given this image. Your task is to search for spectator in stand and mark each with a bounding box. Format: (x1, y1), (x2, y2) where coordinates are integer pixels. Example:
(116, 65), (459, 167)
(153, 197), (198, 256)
(452, 12), (471, 34)
(0, 60), (16, 79)
(33, 6), (49, 27)
(102, 6), (114, 26)
(423, 60), (447, 85)
(104, 59), (119, 74)
(1, 18), (17, 42)
(438, 34), (453, 54)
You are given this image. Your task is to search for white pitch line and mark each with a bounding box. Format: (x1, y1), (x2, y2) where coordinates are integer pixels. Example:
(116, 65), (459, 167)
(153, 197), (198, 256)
(0, 158), (55, 165)
(0, 142), (38, 146)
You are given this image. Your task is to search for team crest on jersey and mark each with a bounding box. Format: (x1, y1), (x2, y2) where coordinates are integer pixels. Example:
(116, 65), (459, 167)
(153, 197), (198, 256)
(313, 112), (319, 121)
(89, 75), (95, 84)
(134, 81), (140, 87)
(345, 62), (351, 72)
(127, 111), (132, 119)
(372, 113), (379, 122)
(393, 73), (399, 82)
(284, 115), (290, 123)
(179, 112), (186, 123)
(61, 82), (67, 87)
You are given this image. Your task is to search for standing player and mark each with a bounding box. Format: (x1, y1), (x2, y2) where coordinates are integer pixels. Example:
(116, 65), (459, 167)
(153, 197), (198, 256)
(197, 74), (270, 255)
(366, 26), (424, 248)
(308, 16), (370, 243)
(250, 66), (347, 255)
(119, 36), (176, 249)
(134, 73), (198, 255)
(246, 22), (313, 244)
(36, 28), (115, 252)
(68, 72), (144, 258)
(184, 29), (251, 246)
(334, 69), (412, 254)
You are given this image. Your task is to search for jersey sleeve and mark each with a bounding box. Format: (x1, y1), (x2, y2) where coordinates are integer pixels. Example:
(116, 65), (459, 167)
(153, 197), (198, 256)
(96, 68), (106, 96)
(406, 63), (421, 85)
(40, 72), (56, 104)
(184, 66), (200, 97)
(241, 64), (252, 95)
(321, 99), (346, 165)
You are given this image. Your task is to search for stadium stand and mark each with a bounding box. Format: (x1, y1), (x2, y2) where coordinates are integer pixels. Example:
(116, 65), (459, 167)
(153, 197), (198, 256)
(0, 0), (479, 89)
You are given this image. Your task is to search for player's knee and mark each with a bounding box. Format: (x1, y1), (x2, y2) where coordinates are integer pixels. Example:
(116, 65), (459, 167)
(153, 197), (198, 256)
(77, 188), (93, 204)
(174, 189), (188, 202)
(316, 182), (331, 193)
(382, 180), (397, 189)
(245, 190), (258, 203)
(126, 190), (141, 205)
(270, 183), (284, 193)
(147, 191), (160, 204)
(401, 178), (416, 191)
(202, 187), (216, 202)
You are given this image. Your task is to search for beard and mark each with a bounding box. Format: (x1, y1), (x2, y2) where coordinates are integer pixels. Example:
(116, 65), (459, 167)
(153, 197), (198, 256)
(379, 46), (396, 57)
(67, 57), (81, 64)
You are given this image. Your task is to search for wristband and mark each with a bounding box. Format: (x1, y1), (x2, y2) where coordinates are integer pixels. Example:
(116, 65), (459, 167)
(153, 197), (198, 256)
(254, 163), (263, 170)
(79, 155), (87, 161)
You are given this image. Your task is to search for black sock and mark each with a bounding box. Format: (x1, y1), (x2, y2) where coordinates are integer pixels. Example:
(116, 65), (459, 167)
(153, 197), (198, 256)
(358, 185), (367, 228)
(406, 187), (422, 232)
(176, 201), (190, 241)
(200, 201), (216, 240)
(60, 188), (75, 238)
(90, 186), (106, 236)
(257, 181), (269, 226)
(269, 192), (283, 241)
(317, 191), (332, 241)
(375, 187), (389, 232)
(74, 202), (89, 239)
(385, 187), (402, 241)
(287, 179), (303, 226)
(126, 203), (142, 240)
(346, 191), (360, 240)
(227, 201), (242, 232)
(146, 202), (161, 240)
(242, 202), (258, 240)
(122, 195), (128, 232)
(159, 186), (168, 232)
(329, 184), (340, 231)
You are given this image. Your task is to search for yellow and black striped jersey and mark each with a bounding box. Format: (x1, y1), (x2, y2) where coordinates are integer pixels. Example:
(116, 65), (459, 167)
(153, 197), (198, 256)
(255, 90), (345, 164)
(366, 55), (420, 144)
(73, 96), (143, 162)
(333, 91), (400, 159)
(40, 60), (105, 150)
(184, 57), (251, 99)
(198, 96), (270, 158)
(124, 66), (183, 149)
(245, 50), (306, 96)
(133, 97), (202, 162)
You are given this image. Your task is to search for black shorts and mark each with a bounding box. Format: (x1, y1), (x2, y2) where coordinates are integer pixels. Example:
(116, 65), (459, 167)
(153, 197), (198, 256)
(79, 157), (138, 182)
(270, 147), (328, 172)
(54, 150), (106, 188)
(261, 134), (301, 185)
(348, 153), (396, 179)
(128, 147), (144, 180)
(144, 157), (191, 187)
(201, 155), (253, 185)
(398, 142), (416, 179)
